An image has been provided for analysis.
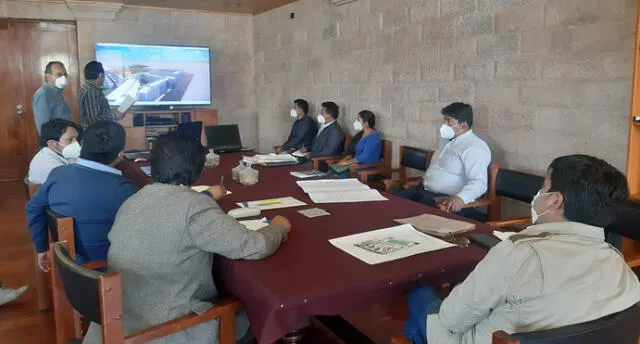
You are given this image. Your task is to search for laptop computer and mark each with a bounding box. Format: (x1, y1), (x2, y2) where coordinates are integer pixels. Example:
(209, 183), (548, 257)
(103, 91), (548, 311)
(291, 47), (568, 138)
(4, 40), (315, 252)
(205, 124), (252, 153)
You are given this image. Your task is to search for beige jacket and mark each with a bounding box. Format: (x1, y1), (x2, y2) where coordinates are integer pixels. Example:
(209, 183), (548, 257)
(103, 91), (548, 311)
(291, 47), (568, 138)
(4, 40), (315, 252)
(427, 222), (640, 344)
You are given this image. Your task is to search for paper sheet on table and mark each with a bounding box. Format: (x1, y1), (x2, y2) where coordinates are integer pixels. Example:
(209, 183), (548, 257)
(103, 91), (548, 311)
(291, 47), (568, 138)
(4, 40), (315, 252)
(292, 150), (309, 158)
(329, 224), (456, 265)
(243, 154), (298, 165)
(308, 189), (388, 203)
(236, 196), (307, 210)
(239, 218), (269, 231)
(493, 230), (516, 241)
(297, 178), (369, 193)
(117, 94), (136, 113)
(290, 170), (326, 179)
(191, 185), (232, 195)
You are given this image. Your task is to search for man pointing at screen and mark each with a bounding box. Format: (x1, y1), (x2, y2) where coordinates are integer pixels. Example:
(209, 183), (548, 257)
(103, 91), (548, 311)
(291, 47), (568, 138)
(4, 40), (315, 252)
(78, 61), (126, 128)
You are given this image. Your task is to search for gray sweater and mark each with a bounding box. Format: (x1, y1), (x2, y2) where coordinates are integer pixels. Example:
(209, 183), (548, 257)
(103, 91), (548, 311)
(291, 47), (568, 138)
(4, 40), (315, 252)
(82, 183), (288, 344)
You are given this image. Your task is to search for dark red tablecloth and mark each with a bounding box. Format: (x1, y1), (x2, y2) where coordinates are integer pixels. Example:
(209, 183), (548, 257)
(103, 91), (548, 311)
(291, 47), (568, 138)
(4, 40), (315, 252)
(119, 153), (491, 344)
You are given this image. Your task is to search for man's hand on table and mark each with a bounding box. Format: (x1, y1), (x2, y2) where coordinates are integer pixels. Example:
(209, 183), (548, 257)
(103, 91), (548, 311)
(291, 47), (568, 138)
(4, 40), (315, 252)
(271, 215), (292, 233)
(435, 196), (465, 213)
(208, 185), (227, 200)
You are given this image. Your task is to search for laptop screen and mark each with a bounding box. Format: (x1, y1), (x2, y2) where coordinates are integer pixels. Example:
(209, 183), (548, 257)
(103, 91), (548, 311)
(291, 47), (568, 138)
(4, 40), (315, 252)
(205, 124), (242, 149)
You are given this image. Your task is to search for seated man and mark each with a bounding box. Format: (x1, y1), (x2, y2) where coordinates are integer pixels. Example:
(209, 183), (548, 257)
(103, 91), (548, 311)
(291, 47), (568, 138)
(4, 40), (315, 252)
(404, 154), (640, 344)
(28, 118), (82, 184)
(398, 102), (490, 219)
(82, 132), (291, 344)
(276, 98), (317, 154)
(301, 101), (345, 158)
(26, 121), (137, 270)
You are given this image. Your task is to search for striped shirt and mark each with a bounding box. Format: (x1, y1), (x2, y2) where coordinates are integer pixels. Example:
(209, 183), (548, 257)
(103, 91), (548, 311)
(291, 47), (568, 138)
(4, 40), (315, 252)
(78, 80), (114, 128)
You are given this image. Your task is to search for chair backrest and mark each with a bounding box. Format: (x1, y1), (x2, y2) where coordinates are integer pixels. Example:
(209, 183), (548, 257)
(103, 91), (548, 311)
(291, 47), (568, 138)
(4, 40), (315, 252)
(381, 139), (392, 167)
(52, 242), (103, 324)
(494, 169), (544, 203)
(400, 146), (432, 171)
(46, 208), (75, 258)
(502, 304), (640, 344)
(606, 200), (640, 242)
(177, 121), (203, 142)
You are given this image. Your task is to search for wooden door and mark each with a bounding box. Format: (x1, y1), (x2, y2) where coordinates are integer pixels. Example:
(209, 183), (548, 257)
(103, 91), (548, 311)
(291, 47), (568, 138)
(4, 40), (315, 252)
(0, 19), (79, 181)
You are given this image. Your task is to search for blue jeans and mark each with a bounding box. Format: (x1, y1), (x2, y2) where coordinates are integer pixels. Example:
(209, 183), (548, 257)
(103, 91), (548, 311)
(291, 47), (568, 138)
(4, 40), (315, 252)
(404, 286), (442, 344)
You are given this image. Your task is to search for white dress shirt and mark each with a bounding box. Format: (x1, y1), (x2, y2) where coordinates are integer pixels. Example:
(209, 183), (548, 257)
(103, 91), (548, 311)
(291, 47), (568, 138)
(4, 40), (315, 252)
(28, 147), (69, 184)
(423, 130), (491, 204)
(427, 222), (640, 344)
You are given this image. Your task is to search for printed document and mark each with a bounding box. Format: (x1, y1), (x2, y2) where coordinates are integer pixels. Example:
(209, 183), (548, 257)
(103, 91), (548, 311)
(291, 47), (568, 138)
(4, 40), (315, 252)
(296, 178), (369, 193)
(329, 224), (456, 265)
(308, 189), (387, 203)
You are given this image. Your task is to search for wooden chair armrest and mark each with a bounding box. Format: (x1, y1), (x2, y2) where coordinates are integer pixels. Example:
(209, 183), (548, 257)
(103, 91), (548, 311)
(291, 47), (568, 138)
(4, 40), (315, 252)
(353, 166), (393, 181)
(125, 298), (242, 344)
(461, 198), (493, 209)
(488, 217), (531, 228)
(311, 156), (342, 170)
(403, 177), (423, 190)
(81, 261), (107, 270)
(348, 162), (386, 172)
(492, 330), (520, 344)
(390, 335), (412, 344)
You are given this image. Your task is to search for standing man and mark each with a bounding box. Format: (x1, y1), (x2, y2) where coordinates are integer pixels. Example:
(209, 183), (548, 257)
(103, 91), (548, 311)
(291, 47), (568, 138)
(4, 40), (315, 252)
(78, 61), (125, 128)
(32, 61), (72, 134)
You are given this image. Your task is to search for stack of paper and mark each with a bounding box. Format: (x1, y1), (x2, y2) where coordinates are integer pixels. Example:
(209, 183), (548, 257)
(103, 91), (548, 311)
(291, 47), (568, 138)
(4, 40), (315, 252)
(191, 185), (232, 195)
(296, 179), (387, 203)
(236, 196), (307, 210)
(329, 224), (456, 265)
(243, 154), (298, 165)
(290, 170), (327, 179)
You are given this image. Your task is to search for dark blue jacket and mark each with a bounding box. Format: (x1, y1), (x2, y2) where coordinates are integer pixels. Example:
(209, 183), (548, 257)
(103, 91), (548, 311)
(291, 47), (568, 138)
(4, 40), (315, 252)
(26, 163), (137, 263)
(281, 115), (317, 151)
(310, 121), (345, 157)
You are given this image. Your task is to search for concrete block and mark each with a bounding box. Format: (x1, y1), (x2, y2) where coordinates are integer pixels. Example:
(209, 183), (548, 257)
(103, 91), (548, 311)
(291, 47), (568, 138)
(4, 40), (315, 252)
(477, 34), (520, 59)
(392, 102), (420, 122)
(496, 58), (543, 80)
(489, 105), (535, 132)
(394, 64), (422, 83)
(495, 3), (544, 34)
(439, 82), (474, 102)
(409, 0), (439, 23)
(380, 7), (410, 31)
(519, 81), (572, 107)
(521, 28), (572, 55)
(359, 84), (382, 102)
(543, 54), (632, 81)
(572, 20), (635, 53)
(454, 61), (495, 81)
(440, 0), (476, 17)
(475, 82), (520, 106)
(408, 84), (439, 102)
(382, 85), (408, 102)
(544, 0), (605, 27)
(571, 81), (632, 112)
(322, 22), (340, 40)
(340, 86), (360, 103)
(421, 63), (453, 81)
(421, 17), (455, 40)
(454, 13), (493, 38)
(439, 38), (477, 61)
(370, 65), (394, 84)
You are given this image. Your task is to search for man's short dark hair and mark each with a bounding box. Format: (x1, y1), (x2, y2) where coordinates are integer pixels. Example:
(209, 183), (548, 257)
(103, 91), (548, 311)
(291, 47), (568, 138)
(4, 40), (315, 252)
(358, 110), (376, 129)
(294, 99), (309, 115)
(321, 101), (339, 119)
(150, 132), (206, 186)
(441, 102), (473, 128)
(44, 61), (65, 74)
(547, 154), (629, 228)
(84, 61), (105, 80)
(39, 119), (81, 147)
(80, 121), (126, 165)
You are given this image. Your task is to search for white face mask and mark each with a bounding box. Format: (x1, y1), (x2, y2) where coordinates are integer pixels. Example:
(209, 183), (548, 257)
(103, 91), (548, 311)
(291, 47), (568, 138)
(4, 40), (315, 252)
(55, 75), (68, 89)
(530, 190), (553, 224)
(290, 109), (298, 118)
(317, 114), (326, 124)
(353, 120), (363, 131)
(62, 141), (81, 160)
(439, 123), (459, 140)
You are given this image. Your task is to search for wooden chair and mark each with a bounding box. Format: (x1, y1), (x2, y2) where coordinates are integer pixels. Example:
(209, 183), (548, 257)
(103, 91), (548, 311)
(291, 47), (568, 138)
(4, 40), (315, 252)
(24, 179), (49, 311)
(347, 139), (393, 187)
(358, 146), (433, 193)
(484, 168), (545, 227)
(50, 241), (242, 344)
(392, 303), (640, 344)
(606, 201), (640, 267)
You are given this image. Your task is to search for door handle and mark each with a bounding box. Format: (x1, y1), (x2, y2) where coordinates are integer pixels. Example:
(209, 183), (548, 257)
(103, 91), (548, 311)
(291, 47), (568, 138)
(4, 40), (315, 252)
(16, 104), (24, 116)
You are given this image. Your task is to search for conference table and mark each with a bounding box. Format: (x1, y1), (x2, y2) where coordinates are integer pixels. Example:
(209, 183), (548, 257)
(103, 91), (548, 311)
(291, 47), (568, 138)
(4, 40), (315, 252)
(118, 153), (492, 344)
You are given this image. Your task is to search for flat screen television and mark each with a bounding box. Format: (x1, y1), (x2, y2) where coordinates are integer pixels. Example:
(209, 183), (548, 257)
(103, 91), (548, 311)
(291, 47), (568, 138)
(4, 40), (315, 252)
(95, 43), (212, 107)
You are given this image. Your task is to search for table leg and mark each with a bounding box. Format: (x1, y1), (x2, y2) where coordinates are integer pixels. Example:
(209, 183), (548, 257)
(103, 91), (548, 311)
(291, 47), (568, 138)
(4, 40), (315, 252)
(281, 328), (307, 344)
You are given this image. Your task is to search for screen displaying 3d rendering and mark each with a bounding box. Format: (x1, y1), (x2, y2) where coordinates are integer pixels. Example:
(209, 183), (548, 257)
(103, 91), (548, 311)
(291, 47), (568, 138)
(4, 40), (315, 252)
(95, 43), (212, 106)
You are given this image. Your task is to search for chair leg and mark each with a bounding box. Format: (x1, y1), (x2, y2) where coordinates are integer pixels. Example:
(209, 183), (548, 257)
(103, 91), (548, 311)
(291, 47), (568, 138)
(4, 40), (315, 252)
(34, 252), (51, 311)
(219, 310), (237, 344)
